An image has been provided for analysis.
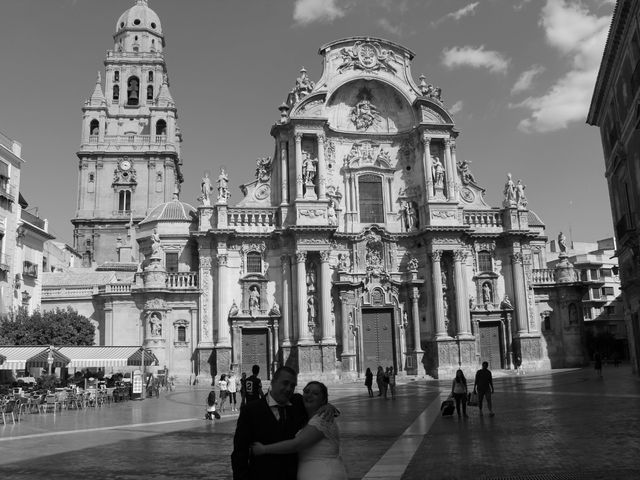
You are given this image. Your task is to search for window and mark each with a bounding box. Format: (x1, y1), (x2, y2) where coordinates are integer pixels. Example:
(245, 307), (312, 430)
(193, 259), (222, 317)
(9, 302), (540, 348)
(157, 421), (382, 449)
(544, 316), (551, 331)
(166, 252), (179, 273)
(156, 120), (167, 135)
(591, 287), (601, 299)
(477, 251), (492, 272)
(590, 268), (599, 280)
(147, 85), (153, 100)
(601, 268), (612, 278)
(118, 190), (131, 211)
(114, 71), (119, 82)
(246, 252), (262, 273)
(23, 260), (38, 278)
(148, 71), (153, 82)
(113, 84), (119, 102)
(358, 175), (384, 223)
(605, 305), (616, 315)
(177, 325), (186, 342)
(584, 308), (592, 320)
(89, 119), (99, 136)
(602, 286), (615, 297)
(127, 76), (140, 106)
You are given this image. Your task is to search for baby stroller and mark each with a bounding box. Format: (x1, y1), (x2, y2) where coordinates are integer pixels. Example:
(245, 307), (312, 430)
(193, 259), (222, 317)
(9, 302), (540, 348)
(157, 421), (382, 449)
(205, 390), (221, 420)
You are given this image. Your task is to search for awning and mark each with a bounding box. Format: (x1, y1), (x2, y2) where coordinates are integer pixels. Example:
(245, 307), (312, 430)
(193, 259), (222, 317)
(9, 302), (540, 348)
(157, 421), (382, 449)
(58, 346), (158, 368)
(0, 353), (5, 365)
(0, 346), (69, 370)
(0, 161), (8, 178)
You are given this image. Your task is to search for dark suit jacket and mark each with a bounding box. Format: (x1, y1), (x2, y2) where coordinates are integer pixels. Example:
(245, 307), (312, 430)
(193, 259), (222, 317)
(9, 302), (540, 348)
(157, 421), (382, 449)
(231, 393), (307, 480)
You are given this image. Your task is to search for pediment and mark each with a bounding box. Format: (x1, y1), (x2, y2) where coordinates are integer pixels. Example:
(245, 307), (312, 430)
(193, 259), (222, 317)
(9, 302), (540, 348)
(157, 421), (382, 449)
(291, 94), (326, 118)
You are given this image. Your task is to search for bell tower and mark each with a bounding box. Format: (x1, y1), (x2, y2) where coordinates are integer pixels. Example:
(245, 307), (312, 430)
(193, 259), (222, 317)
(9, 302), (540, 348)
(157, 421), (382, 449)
(72, 0), (183, 265)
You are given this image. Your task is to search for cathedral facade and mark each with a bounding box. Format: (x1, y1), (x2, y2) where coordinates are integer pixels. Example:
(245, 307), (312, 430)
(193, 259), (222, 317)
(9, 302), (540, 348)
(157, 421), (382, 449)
(43, 1), (583, 383)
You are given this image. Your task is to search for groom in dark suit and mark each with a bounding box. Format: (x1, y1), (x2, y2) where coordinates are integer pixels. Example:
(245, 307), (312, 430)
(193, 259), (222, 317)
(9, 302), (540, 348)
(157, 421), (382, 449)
(231, 366), (306, 480)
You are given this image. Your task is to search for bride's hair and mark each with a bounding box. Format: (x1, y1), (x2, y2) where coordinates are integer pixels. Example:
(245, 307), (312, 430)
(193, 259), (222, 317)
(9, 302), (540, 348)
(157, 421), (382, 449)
(305, 381), (328, 405)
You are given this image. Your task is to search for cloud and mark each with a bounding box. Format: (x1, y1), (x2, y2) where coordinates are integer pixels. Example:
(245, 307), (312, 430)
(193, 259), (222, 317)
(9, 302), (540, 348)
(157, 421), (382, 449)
(432, 2), (479, 26)
(377, 17), (402, 36)
(293, 0), (346, 25)
(515, 0), (612, 132)
(441, 45), (509, 74)
(449, 101), (464, 115)
(511, 65), (545, 94)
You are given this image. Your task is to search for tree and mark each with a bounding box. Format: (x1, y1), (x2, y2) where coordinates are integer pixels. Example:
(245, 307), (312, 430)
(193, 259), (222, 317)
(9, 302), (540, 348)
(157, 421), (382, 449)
(0, 307), (95, 345)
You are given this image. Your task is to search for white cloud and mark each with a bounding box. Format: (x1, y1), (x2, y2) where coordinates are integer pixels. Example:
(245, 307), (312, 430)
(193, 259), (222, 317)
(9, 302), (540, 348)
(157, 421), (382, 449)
(511, 65), (545, 94)
(515, 0), (611, 132)
(433, 2), (479, 26)
(450, 101), (464, 115)
(441, 45), (509, 74)
(378, 17), (402, 36)
(293, 0), (346, 25)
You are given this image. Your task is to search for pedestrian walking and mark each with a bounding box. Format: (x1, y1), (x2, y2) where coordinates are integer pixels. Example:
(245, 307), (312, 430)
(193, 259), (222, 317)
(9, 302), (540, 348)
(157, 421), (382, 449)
(218, 373), (229, 413)
(515, 355), (525, 375)
(387, 366), (396, 400)
(364, 367), (374, 397)
(240, 372), (247, 406)
(594, 352), (603, 378)
(376, 366), (385, 397)
(450, 369), (468, 418)
(244, 364), (264, 404)
(227, 371), (238, 412)
(473, 361), (495, 417)
(382, 367), (390, 399)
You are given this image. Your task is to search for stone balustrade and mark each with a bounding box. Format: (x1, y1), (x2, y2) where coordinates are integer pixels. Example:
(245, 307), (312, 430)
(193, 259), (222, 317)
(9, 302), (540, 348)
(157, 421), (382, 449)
(531, 269), (556, 284)
(81, 134), (176, 152)
(166, 272), (198, 289)
(42, 286), (97, 299)
(463, 210), (503, 228)
(227, 208), (277, 232)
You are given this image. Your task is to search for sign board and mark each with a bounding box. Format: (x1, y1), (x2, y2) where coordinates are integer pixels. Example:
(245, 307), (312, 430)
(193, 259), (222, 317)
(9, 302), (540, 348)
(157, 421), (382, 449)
(132, 369), (142, 395)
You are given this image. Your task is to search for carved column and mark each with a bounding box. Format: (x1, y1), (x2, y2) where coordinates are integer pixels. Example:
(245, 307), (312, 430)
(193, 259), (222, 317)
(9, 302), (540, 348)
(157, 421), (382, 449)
(281, 254), (292, 348)
(320, 251), (334, 344)
(296, 251), (312, 344)
(444, 139), (455, 199)
(511, 252), (529, 334)
(280, 139), (288, 205)
(216, 253), (231, 347)
(339, 292), (355, 371)
(317, 134), (326, 200)
(422, 133), (432, 199)
(430, 250), (448, 337)
(450, 139), (458, 197)
(453, 249), (472, 337)
(295, 132), (303, 200)
(198, 253), (214, 347)
(410, 287), (422, 352)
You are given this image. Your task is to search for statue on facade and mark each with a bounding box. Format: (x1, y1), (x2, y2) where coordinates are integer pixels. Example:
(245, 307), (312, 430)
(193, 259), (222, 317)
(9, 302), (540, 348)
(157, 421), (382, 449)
(307, 295), (317, 330)
(228, 300), (239, 317)
(403, 201), (418, 231)
(432, 156), (445, 188)
(293, 67), (315, 103)
(366, 245), (382, 267)
(269, 301), (281, 316)
(199, 171), (213, 206)
(255, 156), (272, 183)
(516, 179), (527, 208)
(469, 295), (476, 311)
(149, 312), (162, 337)
(338, 253), (350, 271)
(503, 173), (517, 207)
(327, 198), (337, 225)
(500, 295), (513, 310)
(482, 282), (493, 305)
(302, 151), (317, 185)
(249, 286), (260, 314)
(457, 159), (476, 185)
(151, 228), (162, 257)
(558, 232), (567, 253)
(407, 257), (419, 271)
(217, 167), (229, 203)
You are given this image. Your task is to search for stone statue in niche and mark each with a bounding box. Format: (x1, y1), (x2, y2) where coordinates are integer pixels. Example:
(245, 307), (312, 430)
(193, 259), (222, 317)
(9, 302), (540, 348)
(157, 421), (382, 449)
(217, 167), (230, 203)
(403, 201), (418, 231)
(307, 294), (317, 331)
(302, 151), (317, 185)
(516, 179), (527, 207)
(149, 312), (162, 337)
(249, 286), (260, 314)
(366, 245), (382, 267)
(500, 295), (513, 310)
(151, 228), (162, 257)
(469, 295), (476, 311)
(338, 253), (350, 271)
(482, 282), (493, 306)
(558, 232), (567, 253)
(503, 173), (517, 207)
(407, 257), (419, 271)
(327, 198), (337, 225)
(199, 171), (213, 206)
(432, 156), (445, 188)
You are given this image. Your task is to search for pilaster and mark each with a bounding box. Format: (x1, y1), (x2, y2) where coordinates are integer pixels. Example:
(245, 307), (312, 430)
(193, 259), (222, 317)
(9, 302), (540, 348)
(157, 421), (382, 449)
(430, 250), (448, 338)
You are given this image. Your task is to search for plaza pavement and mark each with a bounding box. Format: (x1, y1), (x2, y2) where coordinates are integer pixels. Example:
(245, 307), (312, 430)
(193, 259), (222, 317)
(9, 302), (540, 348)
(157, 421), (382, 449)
(0, 365), (639, 479)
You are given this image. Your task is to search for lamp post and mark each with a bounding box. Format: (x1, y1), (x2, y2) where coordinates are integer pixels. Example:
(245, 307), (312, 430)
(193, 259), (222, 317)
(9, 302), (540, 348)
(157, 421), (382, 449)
(141, 347), (146, 400)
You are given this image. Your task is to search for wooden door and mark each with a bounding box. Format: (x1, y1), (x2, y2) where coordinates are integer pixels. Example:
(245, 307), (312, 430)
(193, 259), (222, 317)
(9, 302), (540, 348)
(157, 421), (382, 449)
(479, 324), (502, 369)
(241, 330), (269, 379)
(361, 309), (395, 371)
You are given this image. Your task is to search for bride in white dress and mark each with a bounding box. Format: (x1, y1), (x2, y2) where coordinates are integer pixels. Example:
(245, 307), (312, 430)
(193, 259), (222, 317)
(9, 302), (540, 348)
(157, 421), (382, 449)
(251, 381), (348, 480)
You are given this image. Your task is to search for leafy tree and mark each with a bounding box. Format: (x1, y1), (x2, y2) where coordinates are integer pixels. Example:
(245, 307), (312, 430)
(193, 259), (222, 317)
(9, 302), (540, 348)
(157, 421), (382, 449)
(0, 307), (95, 345)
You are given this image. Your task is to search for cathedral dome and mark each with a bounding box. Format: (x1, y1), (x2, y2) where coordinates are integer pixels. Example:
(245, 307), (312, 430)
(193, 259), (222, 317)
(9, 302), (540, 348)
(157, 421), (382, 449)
(140, 197), (196, 224)
(116, 0), (163, 35)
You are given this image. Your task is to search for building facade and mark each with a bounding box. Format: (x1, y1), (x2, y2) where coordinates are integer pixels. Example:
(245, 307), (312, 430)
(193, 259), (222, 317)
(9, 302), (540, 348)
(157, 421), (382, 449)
(587, 0), (640, 374)
(43, 1), (595, 382)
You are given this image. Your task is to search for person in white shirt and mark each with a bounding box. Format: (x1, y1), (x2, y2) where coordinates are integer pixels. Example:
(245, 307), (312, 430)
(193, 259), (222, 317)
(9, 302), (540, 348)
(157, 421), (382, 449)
(227, 371), (238, 412)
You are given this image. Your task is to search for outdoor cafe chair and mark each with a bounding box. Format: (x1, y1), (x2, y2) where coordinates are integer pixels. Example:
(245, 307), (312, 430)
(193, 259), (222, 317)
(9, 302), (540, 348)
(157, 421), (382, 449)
(40, 395), (60, 414)
(65, 392), (82, 410)
(1, 400), (17, 425)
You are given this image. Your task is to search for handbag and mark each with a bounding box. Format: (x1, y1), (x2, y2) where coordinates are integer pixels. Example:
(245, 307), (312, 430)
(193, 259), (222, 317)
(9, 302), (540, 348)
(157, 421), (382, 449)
(467, 392), (478, 407)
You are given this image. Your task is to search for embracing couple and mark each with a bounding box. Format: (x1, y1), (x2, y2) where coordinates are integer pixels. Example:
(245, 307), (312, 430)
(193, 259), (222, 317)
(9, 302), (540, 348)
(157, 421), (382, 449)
(231, 366), (347, 480)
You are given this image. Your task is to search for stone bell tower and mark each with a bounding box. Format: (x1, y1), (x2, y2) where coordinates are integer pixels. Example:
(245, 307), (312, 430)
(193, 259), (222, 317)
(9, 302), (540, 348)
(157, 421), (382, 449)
(72, 0), (183, 265)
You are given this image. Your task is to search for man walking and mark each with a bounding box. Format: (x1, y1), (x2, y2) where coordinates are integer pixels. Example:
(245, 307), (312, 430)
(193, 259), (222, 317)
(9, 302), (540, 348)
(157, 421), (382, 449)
(473, 361), (495, 417)
(244, 364), (264, 404)
(231, 366), (305, 480)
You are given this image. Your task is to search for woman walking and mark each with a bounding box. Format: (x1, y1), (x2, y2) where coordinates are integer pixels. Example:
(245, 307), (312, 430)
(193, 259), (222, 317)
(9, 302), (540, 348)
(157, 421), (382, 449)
(376, 366), (385, 397)
(387, 367), (396, 400)
(364, 368), (374, 397)
(451, 369), (469, 418)
(217, 373), (229, 413)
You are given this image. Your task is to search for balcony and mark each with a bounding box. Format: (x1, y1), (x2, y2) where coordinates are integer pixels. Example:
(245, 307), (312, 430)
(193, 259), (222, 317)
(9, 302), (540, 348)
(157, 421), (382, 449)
(22, 261), (38, 278)
(0, 182), (15, 202)
(0, 253), (10, 272)
(531, 269), (556, 284)
(463, 210), (503, 229)
(81, 134), (176, 153)
(166, 272), (198, 289)
(21, 209), (46, 230)
(226, 208), (277, 233)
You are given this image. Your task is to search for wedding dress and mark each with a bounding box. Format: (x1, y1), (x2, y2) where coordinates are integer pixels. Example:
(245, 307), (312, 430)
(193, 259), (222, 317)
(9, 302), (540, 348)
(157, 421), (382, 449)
(297, 415), (348, 480)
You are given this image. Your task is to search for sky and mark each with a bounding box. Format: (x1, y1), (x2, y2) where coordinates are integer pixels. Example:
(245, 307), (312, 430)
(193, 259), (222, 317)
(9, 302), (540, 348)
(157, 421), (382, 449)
(0, 0), (616, 247)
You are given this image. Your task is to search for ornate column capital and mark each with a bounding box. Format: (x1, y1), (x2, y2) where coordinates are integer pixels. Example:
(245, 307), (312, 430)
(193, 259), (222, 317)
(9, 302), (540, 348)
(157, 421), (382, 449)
(511, 252), (524, 264)
(317, 133), (326, 144)
(450, 139), (457, 151)
(429, 250), (443, 262)
(200, 256), (213, 269)
(320, 250), (331, 262)
(410, 287), (421, 300)
(422, 132), (431, 145)
(453, 249), (467, 262)
(295, 251), (307, 263)
(217, 253), (228, 267)
(444, 138), (452, 148)
(294, 132), (304, 142)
